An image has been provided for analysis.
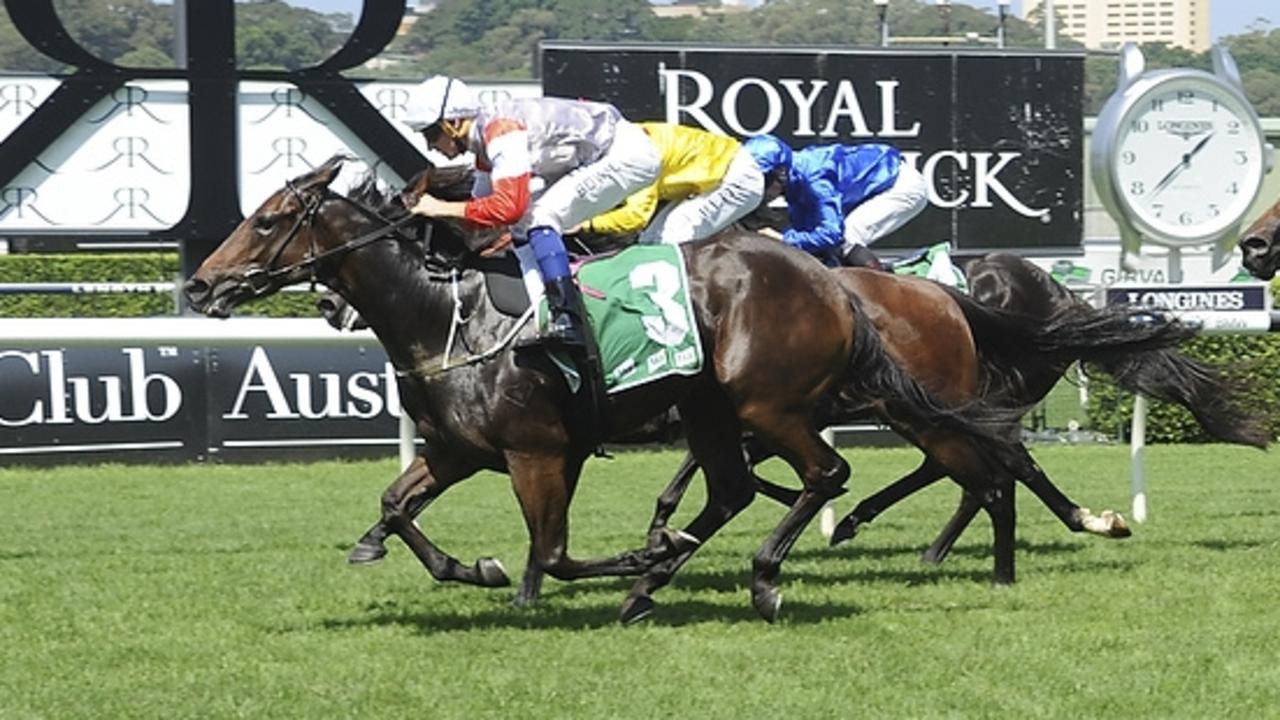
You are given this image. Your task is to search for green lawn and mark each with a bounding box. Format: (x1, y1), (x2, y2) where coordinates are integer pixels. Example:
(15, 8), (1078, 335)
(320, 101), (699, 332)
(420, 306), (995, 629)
(1, 445), (1277, 719)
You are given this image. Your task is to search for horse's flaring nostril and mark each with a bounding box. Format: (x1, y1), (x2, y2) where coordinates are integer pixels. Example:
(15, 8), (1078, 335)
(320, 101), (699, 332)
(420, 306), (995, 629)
(183, 278), (210, 305)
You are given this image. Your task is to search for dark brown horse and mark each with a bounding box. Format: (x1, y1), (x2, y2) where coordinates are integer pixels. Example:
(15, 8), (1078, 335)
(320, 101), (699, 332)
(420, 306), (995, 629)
(1239, 191), (1280, 280)
(620, 261), (1254, 620)
(634, 253), (1267, 606)
(182, 157), (1033, 622)
(829, 253), (1269, 556)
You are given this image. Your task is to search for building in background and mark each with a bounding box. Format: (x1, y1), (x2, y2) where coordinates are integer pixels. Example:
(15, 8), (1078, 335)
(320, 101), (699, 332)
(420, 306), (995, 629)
(1022, 0), (1210, 52)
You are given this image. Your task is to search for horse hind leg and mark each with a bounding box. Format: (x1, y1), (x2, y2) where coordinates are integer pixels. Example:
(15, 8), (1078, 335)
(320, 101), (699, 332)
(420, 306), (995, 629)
(1015, 453), (1132, 539)
(620, 395), (755, 625)
(831, 456), (947, 546)
(743, 413), (851, 622)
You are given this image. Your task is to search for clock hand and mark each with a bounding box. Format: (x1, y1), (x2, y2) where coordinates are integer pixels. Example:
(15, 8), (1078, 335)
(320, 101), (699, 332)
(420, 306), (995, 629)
(1151, 156), (1188, 197)
(1185, 131), (1215, 161)
(1152, 132), (1215, 198)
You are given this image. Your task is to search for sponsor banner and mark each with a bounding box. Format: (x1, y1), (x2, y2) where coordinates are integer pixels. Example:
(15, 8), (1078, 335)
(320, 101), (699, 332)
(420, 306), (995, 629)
(0, 340), (401, 465)
(1104, 283), (1273, 333)
(541, 44), (1085, 251)
(0, 345), (205, 463)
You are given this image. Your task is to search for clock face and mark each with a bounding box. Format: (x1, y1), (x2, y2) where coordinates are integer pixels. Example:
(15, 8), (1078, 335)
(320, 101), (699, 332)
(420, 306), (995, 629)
(1111, 75), (1266, 244)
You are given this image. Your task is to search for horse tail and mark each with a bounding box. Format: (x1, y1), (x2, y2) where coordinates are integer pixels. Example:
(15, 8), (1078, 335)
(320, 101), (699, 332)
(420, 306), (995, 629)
(1096, 350), (1271, 448)
(944, 286), (1199, 365)
(839, 293), (1027, 444)
(947, 286), (1269, 448)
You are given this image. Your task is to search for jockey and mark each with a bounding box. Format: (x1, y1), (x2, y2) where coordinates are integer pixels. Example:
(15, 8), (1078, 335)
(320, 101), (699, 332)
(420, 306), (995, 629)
(744, 135), (929, 270)
(402, 75), (661, 353)
(580, 123), (766, 244)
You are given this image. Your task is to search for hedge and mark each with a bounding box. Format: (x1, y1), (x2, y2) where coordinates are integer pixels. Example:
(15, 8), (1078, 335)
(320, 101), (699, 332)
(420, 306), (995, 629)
(0, 253), (316, 318)
(3, 252), (1279, 444)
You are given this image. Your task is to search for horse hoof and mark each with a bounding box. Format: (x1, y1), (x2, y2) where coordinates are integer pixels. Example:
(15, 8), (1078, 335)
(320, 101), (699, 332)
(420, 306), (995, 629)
(647, 527), (701, 558)
(1102, 511), (1132, 538)
(476, 557), (510, 587)
(751, 586), (783, 623)
(347, 541), (387, 565)
(829, 515), (863, 546)
(620, 595), (655, 625)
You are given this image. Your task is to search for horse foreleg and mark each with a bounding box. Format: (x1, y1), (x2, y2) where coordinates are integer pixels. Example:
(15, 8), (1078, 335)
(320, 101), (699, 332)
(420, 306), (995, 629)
(380, 454), (510, 588)
(349, 457), (429, 565)
(831, 455), (947, 546)
(649, 443), (796, 547)
(920, 490), (982, 564)
(621, 398), (754, 624)
(509, 452), (698, 589)
(646, 452), (699, 540)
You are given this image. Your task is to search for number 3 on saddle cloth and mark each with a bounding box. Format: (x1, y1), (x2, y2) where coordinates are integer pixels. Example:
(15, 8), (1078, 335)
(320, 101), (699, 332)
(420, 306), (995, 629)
(539, 245), (704, 396)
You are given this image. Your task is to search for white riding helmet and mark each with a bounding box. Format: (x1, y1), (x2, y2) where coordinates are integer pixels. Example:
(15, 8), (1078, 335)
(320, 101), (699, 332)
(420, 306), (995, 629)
(402, 75), (480, 132)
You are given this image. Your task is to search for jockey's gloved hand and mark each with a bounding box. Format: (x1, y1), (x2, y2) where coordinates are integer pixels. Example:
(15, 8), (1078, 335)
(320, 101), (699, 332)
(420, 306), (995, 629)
(316, 291), (368, 332)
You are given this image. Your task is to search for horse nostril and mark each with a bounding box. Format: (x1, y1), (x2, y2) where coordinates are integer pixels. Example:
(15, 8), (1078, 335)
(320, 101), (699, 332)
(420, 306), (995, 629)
(1239, 237), (1267, 255)
(183, 278), (210, 304)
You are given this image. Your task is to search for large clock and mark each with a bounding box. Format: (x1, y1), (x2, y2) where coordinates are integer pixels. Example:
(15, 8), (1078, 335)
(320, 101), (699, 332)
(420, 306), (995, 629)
(1091, 44), (1273, 266)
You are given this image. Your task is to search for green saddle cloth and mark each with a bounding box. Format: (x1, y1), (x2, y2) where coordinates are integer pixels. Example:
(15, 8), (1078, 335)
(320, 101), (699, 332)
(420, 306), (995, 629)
(539, 245), (704, 394)
(892, 241), (969, 293)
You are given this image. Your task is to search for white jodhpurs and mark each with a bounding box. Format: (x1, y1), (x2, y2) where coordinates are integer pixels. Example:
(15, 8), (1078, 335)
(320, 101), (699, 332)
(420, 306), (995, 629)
(639, 146), (766, 245)
(840, 162), (928, 249)
(527, 120), (661, 233)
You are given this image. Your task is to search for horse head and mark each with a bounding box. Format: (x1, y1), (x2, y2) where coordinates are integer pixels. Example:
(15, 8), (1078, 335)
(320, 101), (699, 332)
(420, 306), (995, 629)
(183, 155), (502, 318)
(1238, 194), (1280, 281)
(184, 156), (351, 317)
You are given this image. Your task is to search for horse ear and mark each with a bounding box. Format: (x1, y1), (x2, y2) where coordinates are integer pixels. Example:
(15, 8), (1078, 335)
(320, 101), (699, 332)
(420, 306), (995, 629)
(312, 155), (346, 188)
(291, 155), (345, 194)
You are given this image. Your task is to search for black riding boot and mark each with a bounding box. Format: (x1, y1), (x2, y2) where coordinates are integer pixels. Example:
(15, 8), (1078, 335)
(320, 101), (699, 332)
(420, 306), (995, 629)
(526, 278), (611, 446)
(839, 244), (885, 271)
(540, 277), (589, 350)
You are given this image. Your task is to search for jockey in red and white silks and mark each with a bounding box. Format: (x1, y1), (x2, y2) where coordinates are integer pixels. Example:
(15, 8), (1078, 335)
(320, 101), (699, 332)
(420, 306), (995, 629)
(403, 75), (660, 351)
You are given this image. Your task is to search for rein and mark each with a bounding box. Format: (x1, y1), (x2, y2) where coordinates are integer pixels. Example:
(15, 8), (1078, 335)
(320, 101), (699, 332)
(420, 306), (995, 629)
(243, 184), (424, 296)
(246, 180), (534, 380)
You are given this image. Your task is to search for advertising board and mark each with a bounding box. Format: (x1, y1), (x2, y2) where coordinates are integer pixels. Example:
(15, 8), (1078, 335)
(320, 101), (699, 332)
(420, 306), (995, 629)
(542, 43), (1086, 251)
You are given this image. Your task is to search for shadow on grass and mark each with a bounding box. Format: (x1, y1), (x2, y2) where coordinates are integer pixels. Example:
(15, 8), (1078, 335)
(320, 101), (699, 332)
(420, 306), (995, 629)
(785, 538), (1088, 563)
(316, 594), (855, 633)
(1190, 538), (1271, 552)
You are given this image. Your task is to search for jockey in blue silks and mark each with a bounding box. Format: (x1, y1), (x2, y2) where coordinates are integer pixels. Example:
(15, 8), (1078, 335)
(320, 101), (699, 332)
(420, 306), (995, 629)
(743, 135), (929, 270)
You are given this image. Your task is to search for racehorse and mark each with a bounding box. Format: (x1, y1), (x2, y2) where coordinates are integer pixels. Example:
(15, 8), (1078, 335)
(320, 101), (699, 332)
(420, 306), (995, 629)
(827, 253), (1269, 557)
(1238, 191), (1280, 280)
(646, 254), (1268, 568)
(182, 157), (1039, 622)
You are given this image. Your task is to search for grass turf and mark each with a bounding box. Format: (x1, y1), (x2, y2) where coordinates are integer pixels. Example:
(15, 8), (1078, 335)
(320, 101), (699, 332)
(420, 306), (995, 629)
(1, 444), (1277, 719)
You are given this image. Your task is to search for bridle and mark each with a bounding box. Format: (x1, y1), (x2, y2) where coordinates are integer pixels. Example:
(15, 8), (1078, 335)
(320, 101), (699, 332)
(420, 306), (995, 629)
(241, 181), (427, 297)
(239, 177), (535, 380)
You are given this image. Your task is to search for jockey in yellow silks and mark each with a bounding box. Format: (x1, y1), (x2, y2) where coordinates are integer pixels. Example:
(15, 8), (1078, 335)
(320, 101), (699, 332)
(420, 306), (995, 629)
(582, 123), (767, 245)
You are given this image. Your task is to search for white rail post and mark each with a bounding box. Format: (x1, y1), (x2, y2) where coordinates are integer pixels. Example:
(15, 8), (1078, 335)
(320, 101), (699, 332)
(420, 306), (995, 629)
(1130, 393), (1148, 523)
(398, 413), (416, 472)
(819, 427), (837, 538)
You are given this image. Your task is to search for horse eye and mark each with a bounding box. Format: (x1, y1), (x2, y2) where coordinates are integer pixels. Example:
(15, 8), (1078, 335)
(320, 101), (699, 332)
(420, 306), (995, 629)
(254, 214), (277, 233)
